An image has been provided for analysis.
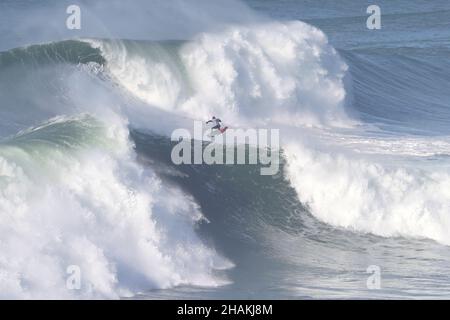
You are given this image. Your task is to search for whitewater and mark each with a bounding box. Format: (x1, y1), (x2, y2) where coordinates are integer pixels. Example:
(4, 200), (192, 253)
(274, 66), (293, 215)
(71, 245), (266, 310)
(1, 0), (450, 299)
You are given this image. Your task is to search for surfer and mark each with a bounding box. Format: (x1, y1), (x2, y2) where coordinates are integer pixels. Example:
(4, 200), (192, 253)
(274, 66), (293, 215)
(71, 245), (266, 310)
(206, 116), (228, 135)
(206, 116), (222, 130)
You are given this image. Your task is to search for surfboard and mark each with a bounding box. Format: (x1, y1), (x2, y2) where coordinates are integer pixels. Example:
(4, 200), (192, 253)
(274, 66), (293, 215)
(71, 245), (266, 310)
(208, 126), (228, 138)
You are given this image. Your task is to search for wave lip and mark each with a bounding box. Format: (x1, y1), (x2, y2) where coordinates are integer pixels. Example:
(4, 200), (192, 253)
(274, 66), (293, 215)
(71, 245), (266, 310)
(83, 20), (351, 130)
(0, 40), (105, 68)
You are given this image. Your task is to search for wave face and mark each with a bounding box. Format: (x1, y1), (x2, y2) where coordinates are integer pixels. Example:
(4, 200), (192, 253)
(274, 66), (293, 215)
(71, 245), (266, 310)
(1, 0), (450, 299)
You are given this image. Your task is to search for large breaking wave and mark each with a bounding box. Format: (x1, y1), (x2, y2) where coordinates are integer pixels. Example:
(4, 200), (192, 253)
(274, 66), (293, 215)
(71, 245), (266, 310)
(1, 0), (450, 299)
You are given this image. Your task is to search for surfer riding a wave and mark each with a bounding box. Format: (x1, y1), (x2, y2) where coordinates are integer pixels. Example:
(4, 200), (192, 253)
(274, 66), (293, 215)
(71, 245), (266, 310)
(206, 116), (228, 135)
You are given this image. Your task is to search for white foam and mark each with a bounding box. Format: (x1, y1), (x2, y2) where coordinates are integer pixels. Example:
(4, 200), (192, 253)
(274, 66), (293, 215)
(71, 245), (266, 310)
(179, 21), (351, 128)
(0, 116), (232, 299)
(284, 140), (450, 244)
(90, 20), (351, 131)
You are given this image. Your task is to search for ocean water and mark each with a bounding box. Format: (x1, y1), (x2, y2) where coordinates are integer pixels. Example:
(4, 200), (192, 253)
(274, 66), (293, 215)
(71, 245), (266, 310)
(0, 0), (450, 299)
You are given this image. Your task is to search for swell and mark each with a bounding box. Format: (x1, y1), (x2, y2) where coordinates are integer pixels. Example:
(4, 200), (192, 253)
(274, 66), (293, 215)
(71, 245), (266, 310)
(0, 40), (105, 68)
(341, 47), (450, 135)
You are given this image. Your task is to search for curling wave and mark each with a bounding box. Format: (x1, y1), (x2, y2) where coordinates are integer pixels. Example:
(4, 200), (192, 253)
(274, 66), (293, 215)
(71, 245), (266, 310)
(1, 0), (450, 299)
